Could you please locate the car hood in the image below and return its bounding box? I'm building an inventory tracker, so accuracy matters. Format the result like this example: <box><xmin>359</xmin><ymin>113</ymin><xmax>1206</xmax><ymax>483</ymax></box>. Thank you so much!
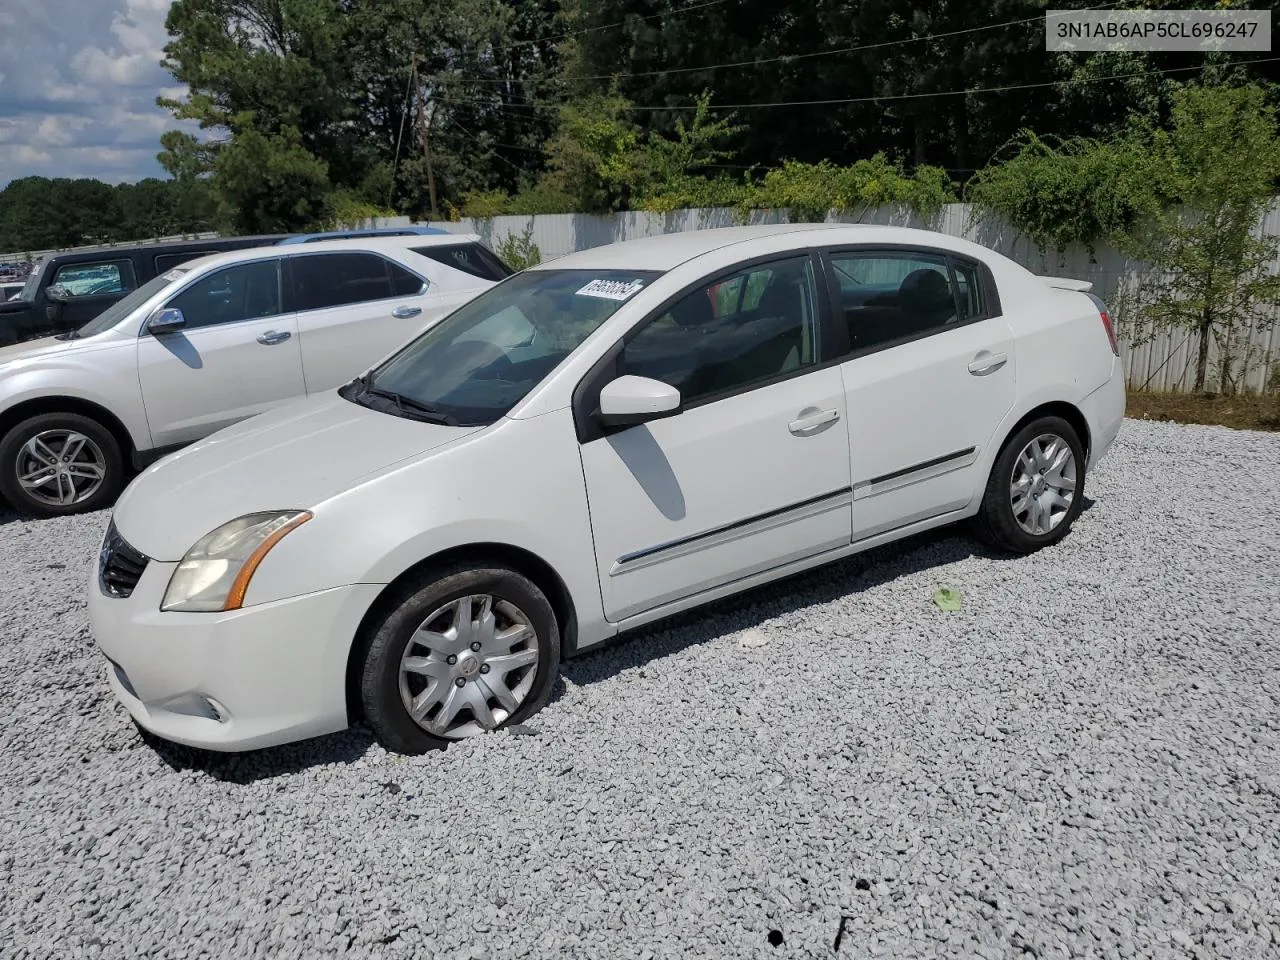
<box><xmin>0</xmin><ymin>335</ymin><xmax>69</xmax><ymax>364</ymax></box>
<box><xmin>113</xmin><ymin>392</ymin><xmax>483</xmax><ymax>561</ymax></box>
<box><xmin>0</xmin><ymin>298</ymin><xmax>31</xmax><ymax>316</ymax></box>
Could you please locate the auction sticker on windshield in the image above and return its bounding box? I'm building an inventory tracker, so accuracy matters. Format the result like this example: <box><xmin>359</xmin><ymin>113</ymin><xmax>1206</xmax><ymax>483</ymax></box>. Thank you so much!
<box><xmin>575</xmin><ymin>278</ymin><xmax>646</xmax><ymax>301</ymax></box>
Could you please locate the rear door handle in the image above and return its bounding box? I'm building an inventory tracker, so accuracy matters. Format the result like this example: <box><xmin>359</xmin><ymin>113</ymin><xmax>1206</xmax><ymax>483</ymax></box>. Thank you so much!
<box><xmin>257</xmin><ymin>330</ymin><xmax>292</xmax><ymax>345</ymax></box>
<box><xmin>968</xmin><ymin>351</ymin><xmax>1008</xmax><ymax>375</ymax></box>
<box><xmin>788</xmin><ymin>408</ymin><xmax>840</xmax><ymax>434</ymax></box>
<box><xmin>392</xmin><ymin>305</ymin><xmax>423</xmax><ymax>319</ymax></box>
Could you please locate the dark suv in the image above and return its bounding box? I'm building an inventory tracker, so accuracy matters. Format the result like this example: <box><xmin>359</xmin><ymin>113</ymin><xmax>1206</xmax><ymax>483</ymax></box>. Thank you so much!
<box><xmin>0</xmin><ymin>235</ymin><xmax>284</xmax><ymax>345</ymax></box>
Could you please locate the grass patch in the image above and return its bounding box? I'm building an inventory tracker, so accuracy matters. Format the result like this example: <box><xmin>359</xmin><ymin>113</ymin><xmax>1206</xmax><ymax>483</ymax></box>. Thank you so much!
<box><xmin>1126</xmin><ymin>391</ymin><xmax>1280</xmax><ymax>432</ymax></box>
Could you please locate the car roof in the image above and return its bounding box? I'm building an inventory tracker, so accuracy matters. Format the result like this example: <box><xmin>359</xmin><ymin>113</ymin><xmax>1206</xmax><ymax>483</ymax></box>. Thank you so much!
<box><xmin>40</xmin><ymin>236</ymin><xmax>285</xmax><ymax>265</ymax></box>
<box><xmin>529</xmin><ymin>223</ymin><xmax>1000</xmax><ymax>272</ymax></box>
<box><xmin>277</xmin><ymin>225</ymin><xmax>449</xmax><ymax>244</ymax></box>
<box><xmin>173</xmin><ymin>233</ymin><xmax>483</xmax><ymax>273</ymax></box>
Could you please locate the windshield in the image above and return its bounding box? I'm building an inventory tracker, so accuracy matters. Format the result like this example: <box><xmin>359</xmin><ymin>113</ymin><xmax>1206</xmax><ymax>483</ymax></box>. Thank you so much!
<box><xmin>73</xmin><ymin>269</ymin><xmax>189</xmax><ymax>338</ymax></box>
<box><xmin>354</xmin><ymin>269</ymin><xmax>661</xmax><ymax>426</ymax></box>
<box><xmin>20</xmin><ymin>260</ymin><xmax>46</xmax><ymax>301</ymax></box>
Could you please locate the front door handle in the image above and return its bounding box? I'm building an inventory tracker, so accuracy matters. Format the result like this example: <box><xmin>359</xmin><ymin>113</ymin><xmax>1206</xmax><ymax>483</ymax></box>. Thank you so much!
<box><xmin>968</xmin><ymin>351</ymin><xmax>1008</xmax><ymax>375</ymax></box>
<box><xmin>788</xmin><ymin>408</ymin><xmax>840</xmax><ymax>434</ymax></box>
<box><xmin>257</xmin><ymin>330</ymin><xmax>292</xmax><ymax>345</ymax></box>
<box><xmin>392</xmin><ymin>305</ymin><xmax>423</xmax><ymax>319</ymax></box>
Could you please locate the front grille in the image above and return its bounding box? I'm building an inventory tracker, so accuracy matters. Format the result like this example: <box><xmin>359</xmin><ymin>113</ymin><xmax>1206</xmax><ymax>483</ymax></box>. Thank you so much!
<box><xmin>99</xmin><ymin>522</ymin><xmax>149</xmax><ymax>599</ymax></box>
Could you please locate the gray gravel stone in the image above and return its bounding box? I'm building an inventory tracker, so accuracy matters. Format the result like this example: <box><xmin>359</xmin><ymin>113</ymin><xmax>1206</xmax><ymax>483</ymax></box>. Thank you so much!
<box><xmin>2</xmin><ymin>418</ymin><xmax>1279</xmax><ymax>959</ymax></box>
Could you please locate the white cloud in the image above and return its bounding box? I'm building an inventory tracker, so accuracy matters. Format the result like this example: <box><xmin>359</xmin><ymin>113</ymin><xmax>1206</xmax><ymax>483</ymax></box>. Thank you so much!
<box><xmin>71</xmin><ymin>47</ymin><xmax>155</xmax><ymax>86</ymax></box>
<box><xmin>0</xmin><ymin>0</ymin><xmax>197</xmax><ymax>184</ymax></box>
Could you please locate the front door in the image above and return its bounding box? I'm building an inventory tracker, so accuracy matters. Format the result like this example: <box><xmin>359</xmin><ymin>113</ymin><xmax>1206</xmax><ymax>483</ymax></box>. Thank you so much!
<box><xmin>579</xmin><ymin>254</ymin><xmax>852</xmax><ymax>622</ymax></box>
<box><xmin>47</xmin><ymin>258</ymin><xmax>138</xmax><ymax>335</ymax></box>
<box><xmin>825</xmin><ymin>248</ymin><xmax>1017</xmax><ymax>541</ymax></box>
<box><xmin>137</xmin><ymin>258</ymin><xmax>306</xmax><ymax>448</ymax></box>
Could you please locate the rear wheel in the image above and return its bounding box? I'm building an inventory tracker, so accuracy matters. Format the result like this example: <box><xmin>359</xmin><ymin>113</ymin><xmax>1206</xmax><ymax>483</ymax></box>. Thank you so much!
<box><xmin>974</xmin><ymin>415</ymin><xmax>1085</xmax><ymax>555</ymax></box>
<box><xmin>359</xmin><ymin>564</ymin><xmax>560</xmax><ymax>754</ymax></box>
<box><xmin>0</xmin><ymin>412</ymin><xmax>125</xmax><ymax>517</ymax></box>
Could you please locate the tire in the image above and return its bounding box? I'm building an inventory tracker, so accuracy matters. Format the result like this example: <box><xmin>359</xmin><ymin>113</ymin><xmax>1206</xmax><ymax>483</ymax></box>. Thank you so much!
<box><xmin>359</xmin><ymin>563</ymin><xmax>561</xmax><ymax>755</ymax></box>
<box><xmin>0</xmin><ymin>412</ymin><xmax>126</xmax><ymax>518</ymax></box>
<box><xmin>974</xmin><ymin>415</ymin><xmax>1086</xmax><ymax>555</ymax></box>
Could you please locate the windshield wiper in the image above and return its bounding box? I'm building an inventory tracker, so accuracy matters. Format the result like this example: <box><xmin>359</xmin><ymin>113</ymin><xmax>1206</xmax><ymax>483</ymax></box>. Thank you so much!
<box><xmin>352</xmin><ymin>374</ymin><xmax>456</xmax><ymax>425</ymax></box>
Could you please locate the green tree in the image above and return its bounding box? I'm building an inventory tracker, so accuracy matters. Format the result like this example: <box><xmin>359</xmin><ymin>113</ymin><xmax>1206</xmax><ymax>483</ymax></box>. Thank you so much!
<box><xmin>1127</xmin><ymin>84</ymin><xmax>1280</xmax><ymax>394</ymax></box>
<box><xmin>212</xmin><ymin>125</ymin><xmax>332</xmax><ymax>233</ymax></box>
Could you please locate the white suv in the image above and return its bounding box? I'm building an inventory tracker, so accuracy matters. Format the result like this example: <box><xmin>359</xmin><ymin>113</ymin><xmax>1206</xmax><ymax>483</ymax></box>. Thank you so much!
<box><xmin>0</xmin><ymin>235</ymin><xmax>508</xmax><ymax>516</ymax></box>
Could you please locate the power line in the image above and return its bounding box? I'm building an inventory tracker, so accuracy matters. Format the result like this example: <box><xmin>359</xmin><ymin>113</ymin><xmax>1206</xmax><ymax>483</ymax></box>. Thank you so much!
<box><xmin>432</xmin><ymin>56</ymin><xmax>1280</xmax><ymax>113</ymax></box>
<box><xmin>457</xmin><ymin>1</ymin><xmax>1128</xmax><ymax>85</ymax></box>
<box><xmin>509</xmin><ymin>0</ymin><xmax>730</xmax><ymax>48</ymax></box>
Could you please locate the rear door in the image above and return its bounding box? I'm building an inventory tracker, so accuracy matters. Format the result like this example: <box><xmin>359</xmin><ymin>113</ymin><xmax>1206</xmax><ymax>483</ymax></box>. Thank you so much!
<box><xmin>824</xmin><ymin>247</ymin><xmax>1017</xmax><ymax>542</ymax></box>
<box><xmin>137</xmin><ymin>258</ymin><xmax>305</xmax><ymax>447</ymax></box>
<box><xmin>286</xmin><ymin>251</ymin><xmax>452</xmax><ymax>393</ymax></box>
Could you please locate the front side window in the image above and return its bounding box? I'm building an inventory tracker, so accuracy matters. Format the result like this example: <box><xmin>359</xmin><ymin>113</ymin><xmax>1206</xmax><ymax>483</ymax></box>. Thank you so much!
<box><xmin>164</xmin><ymin>260</ymin><xmax>282</xmax><ymax>330</ymax></box>
<box><xmin>830</xmin><ymin>251</ymin><xmax>984</xmax><ymax>353</ymax></box>
<box><xmin>290</xmin><ymin>252</ymin><xmax>413</xmax><ymax>310</ymax></box>
<box><xmin>618</xmin><ymin>256</ymin><xmax>820</xmax><ymax>406</ymax></box>
<box><xmin>356</xmin><ymin>269</ymin><xmax>660</xmax><ymax>426</ymax></box>
<box><xmin>52</xmin><ymin>260</ymin><xmax>136</xmax><ymax>298</ymax></box>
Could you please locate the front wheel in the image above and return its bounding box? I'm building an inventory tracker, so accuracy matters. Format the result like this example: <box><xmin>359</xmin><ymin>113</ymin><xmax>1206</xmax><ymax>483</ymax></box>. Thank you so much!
<box><xmin>0</xmin><ymin>412</ymin><xmax>125</xmax><ymax>517</ymax></box>
<box><xmin>359</xmin><ymin>564</ymin><xmax>561</xmax><ymax>754</ymax></box>
<box><xmin>974</xmin><ymin>416</ymin><xmax>1086</xmax><ymax>555</ymax></box>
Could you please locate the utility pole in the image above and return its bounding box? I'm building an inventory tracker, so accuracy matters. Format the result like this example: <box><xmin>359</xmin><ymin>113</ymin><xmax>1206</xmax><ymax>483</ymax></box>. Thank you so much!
<box><xmin>411</xmin><ymin>56</ymin><xmax>439</xmax><ymax>221</ymax></box>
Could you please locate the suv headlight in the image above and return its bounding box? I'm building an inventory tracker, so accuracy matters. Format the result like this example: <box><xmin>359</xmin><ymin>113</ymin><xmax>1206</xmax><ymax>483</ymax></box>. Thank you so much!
<box><xmin>161</xmin><ymin>511</ymin><xmax>311</xmax><ymax>612</ymax></box>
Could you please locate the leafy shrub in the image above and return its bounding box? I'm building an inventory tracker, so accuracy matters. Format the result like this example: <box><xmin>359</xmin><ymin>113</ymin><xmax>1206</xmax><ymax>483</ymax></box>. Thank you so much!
<box><xmin>495</xmin><ymin>223</ymin><xmax>542</xmax><ymax>270</ymax></box>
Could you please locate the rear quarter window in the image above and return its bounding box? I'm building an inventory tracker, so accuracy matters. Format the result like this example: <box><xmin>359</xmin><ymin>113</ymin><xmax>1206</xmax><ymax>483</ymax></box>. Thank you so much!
<box><xmin>410</xmin><ymin>243</ymin><xmax>512</xmax><ymax>282</ymax></box>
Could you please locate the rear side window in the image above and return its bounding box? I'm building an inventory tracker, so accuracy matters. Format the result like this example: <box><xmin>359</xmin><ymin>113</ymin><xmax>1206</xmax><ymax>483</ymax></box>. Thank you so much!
<box><xmin>290</xmin><ymin>252</ymin><xmax>422</xmax><ymax>310</ymax></box>
<box><xmin>410</xmin><ymin>243</ymin><xmax>511</xmax><ymax>281</ymax></box>
<box><xmin>155</xmin><ymin>252</ymin><xmax>217</xmax><ymax>274</ymax></box>
<box><xmin>388</xmin><ymin>260</ymin><xmax>427</xmax><ymax>296</ymax></box>
<box><xmin>828</xmin><ymin>251</ymin><xmax>988</xmax><ymax>354</ymax></box>
<box><xmin>52</xmin><ymin>260</ymin><xmax>136</xmax><ymax>298</ymax></box>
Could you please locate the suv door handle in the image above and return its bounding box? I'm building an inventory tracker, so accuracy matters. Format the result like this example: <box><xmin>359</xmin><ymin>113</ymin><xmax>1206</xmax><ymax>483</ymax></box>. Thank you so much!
<box><xmin>392</xmin><ymin>305</ymin><xmax>423</xmax><ymax>319</ymax></box>
<box><xmin>968</xmin><ymin>351</ymin><xmax>1008</xmax><ymax>375</ymax></box>
<box><xmin>257</xmin><ymin>330</ymin><xmax>292</xmax><ymax>345</ymax></box>
<box><xmin>788</xmin><ymin>408</ymin><xmax>840</xmax><ymax>434</ymax></box>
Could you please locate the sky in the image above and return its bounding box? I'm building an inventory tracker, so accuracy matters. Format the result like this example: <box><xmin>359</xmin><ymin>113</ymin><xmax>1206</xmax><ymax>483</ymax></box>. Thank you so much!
<box><xmin>0</xmin><ymin>0</ymin><xmax>193</xmax><ymax>187</ymax></box>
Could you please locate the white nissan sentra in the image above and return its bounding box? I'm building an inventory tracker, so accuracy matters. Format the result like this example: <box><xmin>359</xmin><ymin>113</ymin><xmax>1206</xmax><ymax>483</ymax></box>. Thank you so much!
<box><xmin>88</xmin><ymin>224</ymin><xmax>1125</xmax><ymax>755</ymax></box>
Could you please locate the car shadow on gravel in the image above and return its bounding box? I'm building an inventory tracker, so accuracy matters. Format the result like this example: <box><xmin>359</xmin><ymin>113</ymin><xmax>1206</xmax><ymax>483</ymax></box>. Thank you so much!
<box><xmin>559</xmin><ymin>502</ymin><xmax>1093</xmax><ymax>692</ymax></box>
<box><xmin>123</xmin><ymin>501</ymin><xmax>1093</xmax><ymax>781</ymax></box>
<box><xmin>138</xmin><ymin>725</ymin><xmax>376</xmax><ymax>784</ymax></box>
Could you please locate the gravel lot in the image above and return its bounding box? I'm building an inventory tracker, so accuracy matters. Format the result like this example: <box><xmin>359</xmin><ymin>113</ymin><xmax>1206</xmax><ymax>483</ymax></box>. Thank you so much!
<box><xmin>2</xmin><ymin>418</ymin><xmax>1278</xmax><ymax>960</ymax></box>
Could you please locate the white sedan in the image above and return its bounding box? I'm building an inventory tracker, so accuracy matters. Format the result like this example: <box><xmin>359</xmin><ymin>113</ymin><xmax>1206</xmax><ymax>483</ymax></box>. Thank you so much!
<box><xmin>89</xmin><ymin>224</ymin><xmax>1125</xmax><ymax>754</ymax></box>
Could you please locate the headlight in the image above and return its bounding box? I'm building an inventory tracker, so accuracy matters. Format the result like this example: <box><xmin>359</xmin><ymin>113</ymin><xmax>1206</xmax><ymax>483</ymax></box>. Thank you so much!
<box><xmin>161</xmin><ymin>511</ymin><xmax>311</xmax><ymax>612</ymax></box>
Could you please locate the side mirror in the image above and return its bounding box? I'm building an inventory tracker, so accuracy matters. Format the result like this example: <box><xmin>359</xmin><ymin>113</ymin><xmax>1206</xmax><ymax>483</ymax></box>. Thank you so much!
<box><xmin>146</xmin><ymin>307</ymin><xmax>186</xmax><ymax>336</ymax></box>
<box><xmin>597</xmin><ymin>375</ymin><xmax>682</xmax><ymax>428</ymax></box>
<box><xmin>46</xmin><ymin>283</ymin><xmax>70</xmax><ymax>302</ymax></box>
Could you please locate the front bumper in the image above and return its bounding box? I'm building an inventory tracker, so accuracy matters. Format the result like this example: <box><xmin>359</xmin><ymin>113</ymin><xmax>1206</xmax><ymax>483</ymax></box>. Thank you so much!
<box><xmin>87</xmin><ymin>554</ymin><xmax>383</xmax><ymax>752</ymax></box>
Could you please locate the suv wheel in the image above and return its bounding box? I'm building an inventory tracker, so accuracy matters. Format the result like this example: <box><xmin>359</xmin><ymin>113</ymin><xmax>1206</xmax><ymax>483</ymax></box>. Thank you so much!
<box><xmin>0</xmin><ymin>412</ymin><xmax>125</xmax><ymax>517</ymax></box>
<box><xmin>359</xmin><ymin>564</ymin><xmax>561</xmax><ymax>754</ymax></box>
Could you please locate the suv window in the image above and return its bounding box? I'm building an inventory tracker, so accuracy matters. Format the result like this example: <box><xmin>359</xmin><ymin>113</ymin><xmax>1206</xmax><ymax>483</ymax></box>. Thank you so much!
<box><xmin>619</xmin><ymin>256</ymin><xmax>820</xmax><ymax>406</ymax></box>
<box><xmin>52</xmin><ymin>260</ymin><xmax>136</xmax><ymax>298</ymax></box>
<box><xmin>155</xmin><ymin>251</ymin><xmax>217</xmax><ymax>274</ymax></box>
<box><xmin>290</xmin><ymin>252</ymin><xmax>422</xmax><ymax>310</ymax></box>
<box><xmin>164</xmin><ymin>260</ymin><xmax>282</xmax><ymax>330</ymax></box>
<box><xmin>829</xmin><ymin>251</ymin><xmax>981</xmax><ymax>353</ymax></box>
<box><xmin>410</xmin><ymin>243</ymin><xmax>512</xmax><ymax>281</ymax></box>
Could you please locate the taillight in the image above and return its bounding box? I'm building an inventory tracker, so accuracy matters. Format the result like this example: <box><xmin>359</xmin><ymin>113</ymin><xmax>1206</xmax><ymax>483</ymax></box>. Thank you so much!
<box><xmin>1088</xmin><ymin>293</ymin><xmax>1120</xmax><ymax>356</ymax></box>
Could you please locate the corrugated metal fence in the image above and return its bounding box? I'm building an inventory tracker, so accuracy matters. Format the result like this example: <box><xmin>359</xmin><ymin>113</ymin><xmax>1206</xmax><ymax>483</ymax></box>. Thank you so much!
<box><xmin>441</xmin><ymin>204</ymin><xmax>1280</xmax><ymax>394</ymax></box>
